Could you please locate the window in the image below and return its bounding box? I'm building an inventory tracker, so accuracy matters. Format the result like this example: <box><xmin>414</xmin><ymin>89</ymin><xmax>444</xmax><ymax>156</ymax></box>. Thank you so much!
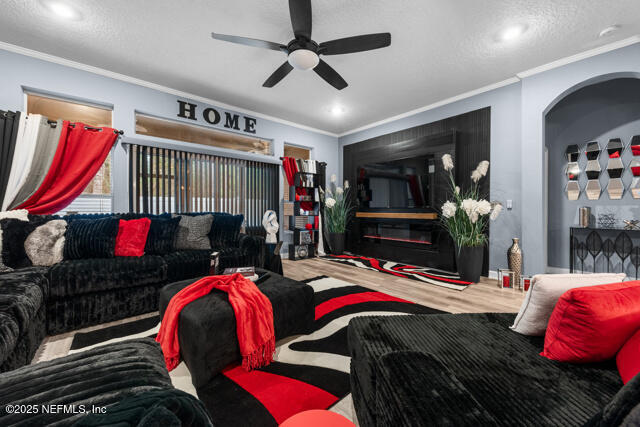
<box><xmin>284</xmin><ymin>144</ymin><xmax>311</xmax><ymax>160</ymax></box>
<box><xmin>128</xmin><ymin>144</ymin><xmax>279</xmax><ymax>227</ymax></box>
<box><xmin>26</xmin><ymin>93</ymin><xmax>114</xmax><ymax>213</ymax></box>
<box><xmin>135</xmin><ymin>113</ymin><xmax>272</xmax><ymax>155</ymax></box>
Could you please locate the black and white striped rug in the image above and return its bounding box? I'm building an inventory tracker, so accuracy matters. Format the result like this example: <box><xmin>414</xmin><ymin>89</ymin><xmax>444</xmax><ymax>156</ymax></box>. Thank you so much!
<box><xmin>322</xmin><ymin>254</ymin><xmax>471</xmax><ymax>290</ymax></box>
<box><xmin>61</xmin><ymin>275</ymin><xmax>443</xmax><ymax>426</ymax></box>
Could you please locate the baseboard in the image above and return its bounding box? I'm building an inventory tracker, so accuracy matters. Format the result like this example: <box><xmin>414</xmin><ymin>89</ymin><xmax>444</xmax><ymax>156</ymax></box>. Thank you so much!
<box><xmin>546</xmin><ymin>266</ymin><xmax>571</xmax><ymax>274</ymax></box>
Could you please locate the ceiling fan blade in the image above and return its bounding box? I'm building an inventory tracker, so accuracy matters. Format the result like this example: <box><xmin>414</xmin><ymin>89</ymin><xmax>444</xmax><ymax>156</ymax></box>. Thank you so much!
<box><xmin>319</xmin><ymin>33</ymin><xmax>391</xmax><ymax>55</ymax></box>
<box><xmin>211</xmin><ymin>33</ymin><xmax>286</xmax><ymax>52</ymax></box>
<box><xmin>263</xmin><ymin>62</ymin><xmax>294</xmax><ymax>87</ymax></box>
<box><xmin>313</xmin><ymin>59</ymin><xmax>348</xmax><ymax>90</ymax></box>
<box><xmin>289</xmin><ymin>0</ymin><xmax>312</xmax><ymax>40</ymax></box>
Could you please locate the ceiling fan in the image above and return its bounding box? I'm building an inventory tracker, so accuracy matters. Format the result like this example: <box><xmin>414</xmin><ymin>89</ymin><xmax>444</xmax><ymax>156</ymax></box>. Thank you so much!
<box><xmin>211</xmin><ymin>0</ymin><xmax>391</xmax><ymax>90</ymax></box>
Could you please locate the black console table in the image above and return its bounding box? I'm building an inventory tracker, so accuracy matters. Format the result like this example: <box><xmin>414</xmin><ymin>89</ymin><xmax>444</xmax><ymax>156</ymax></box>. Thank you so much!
<box><xmin>570</xmin><ymin>227</ymin><xmax>640</xmax><ymax>277</ymax></box>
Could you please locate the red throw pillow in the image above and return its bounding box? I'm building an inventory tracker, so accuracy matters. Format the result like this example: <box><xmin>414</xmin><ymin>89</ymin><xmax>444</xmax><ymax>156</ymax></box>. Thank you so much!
<box><xmin>617</xmin><ymin>328</ymin><xmax>640</xmax><ymax>384</ymax></box>
<box><xmin>541</xmin><ymin>281</ymin><xmax>640</xmax><ymax>363</ymax></box>
<box><xmin>115</xmin><ymin>218</ymin><xmax>151</xmax><ymax>257</ymax></box>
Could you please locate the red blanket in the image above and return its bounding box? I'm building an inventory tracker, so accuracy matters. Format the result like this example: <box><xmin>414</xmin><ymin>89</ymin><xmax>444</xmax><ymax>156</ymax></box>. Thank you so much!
<box><xmin>156</xmin><ymin>273</ymin><xmax>275</xmax><ymax>372</ymax></box>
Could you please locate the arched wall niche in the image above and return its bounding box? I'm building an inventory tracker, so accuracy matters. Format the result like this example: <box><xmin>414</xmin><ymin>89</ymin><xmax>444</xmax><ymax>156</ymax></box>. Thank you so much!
<box><xmin>543</xmin><ymin>73</ymin><xmax>640</xmax><ymax>272</ymax></box>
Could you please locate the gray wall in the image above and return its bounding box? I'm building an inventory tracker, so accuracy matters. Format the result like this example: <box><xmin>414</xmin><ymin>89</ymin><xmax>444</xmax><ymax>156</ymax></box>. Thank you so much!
<box><xmin>340</xmin><ymin>83</ymin><xmax>522</xmax><ymax>273</ymax></box>
<box><xmin>0</xmin><ymin>48</ymin><xmax>340</xmax><ymax>249</ymax></box>
<box><xmin>546</xmin><ymin>78</ymin><xmax>640</xmax><ymax>269</ymax></box>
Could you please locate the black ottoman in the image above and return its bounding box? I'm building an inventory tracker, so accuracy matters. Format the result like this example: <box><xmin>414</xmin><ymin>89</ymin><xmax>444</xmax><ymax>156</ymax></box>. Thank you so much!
<box><xmin>159</xmin><ymin>269</ymin><xmax>314</xmax><ymax>388</ymax></box>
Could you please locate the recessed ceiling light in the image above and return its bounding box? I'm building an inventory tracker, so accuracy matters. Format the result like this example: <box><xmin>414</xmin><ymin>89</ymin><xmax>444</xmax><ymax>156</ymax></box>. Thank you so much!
<box><xmin>330</xmin><ymin>105</ymin><xmax>345</xmax><ymax>116</ymax></box>
<box><xmin>41</xmin><ymin>0</ymin><xmax>82</xmax><ymax>20</ymax></box>
<box><xmin>499</xmin><ymin>24</ymin><xmax>527</xmax><ymax>42</ymax></box>
<box><xmin>599</xmin><ymin>25</ymin><xmax>620</xmax><ymax>38</ymax></box>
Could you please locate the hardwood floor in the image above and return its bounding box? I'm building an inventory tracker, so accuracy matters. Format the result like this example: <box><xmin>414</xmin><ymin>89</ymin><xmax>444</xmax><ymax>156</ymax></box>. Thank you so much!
<box><xmin>283</xmin><ymin>258</ymin><xmax>525</xmax><ymax>313</ymax></box>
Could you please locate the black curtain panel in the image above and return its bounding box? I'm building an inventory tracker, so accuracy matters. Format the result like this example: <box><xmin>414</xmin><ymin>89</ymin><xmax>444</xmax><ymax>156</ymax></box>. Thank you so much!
<box><xmin>128</xmin><ymin>143</ymin><xmax>279</xmax><ymax>227</ymax></box>
<box><xmin>0</xmin><ymin>111</ymin><xmax>20</xmax><ymax>207</ymax></box>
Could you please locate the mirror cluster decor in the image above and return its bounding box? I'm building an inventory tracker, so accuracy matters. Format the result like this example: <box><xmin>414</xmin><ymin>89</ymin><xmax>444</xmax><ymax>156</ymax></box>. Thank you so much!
<box><xmin>565</xmin><ymin>145</ymin><xmax>581</xmax><ymax>200</ymax></box>
<box><xmin>631</xmin><ymin>135</ymin><xmax>640</xmax><ymax>199</ymax></box>
<box><xmin>564</xmin><ymin>136</ymin><xmax>640</xmax><ymax>201</ymax></box>
<box><xmin>585</xmin><ymin>141</ymin><xmax>602</xmax><ymax>200</ymax></box>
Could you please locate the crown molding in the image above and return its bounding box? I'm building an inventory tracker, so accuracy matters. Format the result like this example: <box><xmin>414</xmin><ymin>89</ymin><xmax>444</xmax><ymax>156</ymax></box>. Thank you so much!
<box><xmin>338</xmin><ymin>35</ymin><xmax>640</xmax><ymax>138</ymax></box>
<box><xmin>516</xmin><ymin>35</ymin><xmax>640</xmax><ymax>79</ymax></box>
<box><xmin>337</xmin><ymin>77</ymin><xmax>520</xmax><ymax>138</ymax></box>
<box><xmin>0</xmin><ymin>40</ymin><xmax>339</xmax><ymax>138</ymax></box>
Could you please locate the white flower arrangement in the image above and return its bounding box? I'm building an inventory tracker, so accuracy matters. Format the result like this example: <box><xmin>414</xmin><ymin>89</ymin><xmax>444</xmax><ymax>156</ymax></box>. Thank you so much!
<box><xmin>318</xmin><ymin>178</ymin><xmax>355</xmax><ymax>234</ymax></box>
<box><xmin>440</xmin><ymin>155</ymin><xmax>502</xmax><ymax>248</ymax></box>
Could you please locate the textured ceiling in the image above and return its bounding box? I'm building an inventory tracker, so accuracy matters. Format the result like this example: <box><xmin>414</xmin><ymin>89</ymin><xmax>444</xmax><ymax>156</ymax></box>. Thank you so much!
<box><xmin>1</xmin><ymin>0</ymin><xmax>639</xmax><ymax>134</ymax></box>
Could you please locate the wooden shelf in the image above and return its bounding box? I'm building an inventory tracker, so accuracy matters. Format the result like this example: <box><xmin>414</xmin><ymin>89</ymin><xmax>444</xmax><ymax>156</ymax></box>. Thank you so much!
<box><xmin>356</xmin><ymin>212</ymin><xmax>438</xmax><ymax>220</ymax></box>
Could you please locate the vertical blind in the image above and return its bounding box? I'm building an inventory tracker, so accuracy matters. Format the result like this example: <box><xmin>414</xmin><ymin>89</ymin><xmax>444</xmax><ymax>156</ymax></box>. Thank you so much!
<box><xmin>128</xmin><ymin>144</ymin><xmax>279</xmax><ymax>227</ymax></box>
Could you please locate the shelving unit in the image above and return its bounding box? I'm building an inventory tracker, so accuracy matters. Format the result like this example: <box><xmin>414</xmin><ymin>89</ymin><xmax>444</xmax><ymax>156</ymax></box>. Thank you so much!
<box><xmin>284</xmin><ymin>170</ymin><xmax>322</xmax><ymax>260</ymax></box>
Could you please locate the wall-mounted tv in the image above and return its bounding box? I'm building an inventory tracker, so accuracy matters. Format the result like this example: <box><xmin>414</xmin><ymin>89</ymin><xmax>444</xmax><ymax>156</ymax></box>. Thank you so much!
<box><xmin>357</xmin><ymin>154</ymin><xmax>436</xmax><ymax>209</ymax></box>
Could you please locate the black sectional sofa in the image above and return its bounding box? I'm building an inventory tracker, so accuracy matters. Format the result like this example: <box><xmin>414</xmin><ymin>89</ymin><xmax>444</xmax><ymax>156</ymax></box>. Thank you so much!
<box><xmin>348</xmin><ymin>313</ymin><xmax>637</xmax><ymax>427</ymax></box>
<box><xmin>0</xmin><ymin>211</ymin><xmax>267</xmax><ymax>373</ymax></box>
<box><xmin>0</xmin><ymin>338</ymin><xmax>212</xmax><ymax>426</ymax></box>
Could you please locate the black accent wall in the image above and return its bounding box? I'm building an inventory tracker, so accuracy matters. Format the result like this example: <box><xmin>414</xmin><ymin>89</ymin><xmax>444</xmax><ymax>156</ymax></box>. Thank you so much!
<box><xmin>343</xmin><ymin>107</ymin><xmax>491</xmax><ymax>274</ymax></box>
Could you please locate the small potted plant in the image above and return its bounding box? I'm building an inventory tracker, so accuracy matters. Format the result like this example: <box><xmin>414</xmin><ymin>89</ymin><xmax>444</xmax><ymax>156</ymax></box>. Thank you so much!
<box><xmin>319</xmin><ymin>174</ymin><xmax>355</xmax><ymax>255</ymax></box>
<box><xmin>440</xmin><ymin>154</ymin><xmax>502</xmax><ymax>283</ymax></box>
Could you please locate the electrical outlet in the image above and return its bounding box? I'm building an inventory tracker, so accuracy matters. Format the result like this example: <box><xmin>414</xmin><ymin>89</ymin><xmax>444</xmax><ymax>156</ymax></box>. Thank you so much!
<box><xmin>506</xmin><ymin>199</ymin><xmax>513</xmax><ymax>210</ymax></box>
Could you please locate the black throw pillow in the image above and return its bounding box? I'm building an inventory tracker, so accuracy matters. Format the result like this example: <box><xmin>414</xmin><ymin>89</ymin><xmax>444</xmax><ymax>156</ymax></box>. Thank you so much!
<box><xmin>0</xmin><ymin>217</ymin><xmax>47</xmax><ymax>268</ymax></box>
<box><xmin>585</xmin><ymin>372</ymin><xmax>640</xmax><ymax>426</ymax></box>
<box><xmin>64</xmin><ymin>217</ymin><xmax>119</xmax><ymax>259</ymax></box>
<box><xmin>209</xmin><ymin>213</ymin><xmax>244</xmax><ymax>248</ymax></box>
<box><xmin>145</xmin><ymin>216</ymin><xmax>181</xmax><ymax>255</ymax></box>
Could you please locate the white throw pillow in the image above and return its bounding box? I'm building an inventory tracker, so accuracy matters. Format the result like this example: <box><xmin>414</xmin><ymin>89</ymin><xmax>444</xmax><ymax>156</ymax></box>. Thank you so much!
<box><xmin>510</xmin><ymin>273</ymin><xmax>626</xmax><ymax>336</ymax></box>
<box><xmin>24</xmin><ymin>220</ymin><xmax>67</xmax><ymax>266</ymax></box>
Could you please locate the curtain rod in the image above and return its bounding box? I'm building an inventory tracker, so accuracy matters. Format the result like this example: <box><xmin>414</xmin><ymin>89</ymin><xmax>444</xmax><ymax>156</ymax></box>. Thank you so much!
<box><xmin>46</xmin><ymin>119</ymin><xmax>124</xmax><ymax>135</ymax></box>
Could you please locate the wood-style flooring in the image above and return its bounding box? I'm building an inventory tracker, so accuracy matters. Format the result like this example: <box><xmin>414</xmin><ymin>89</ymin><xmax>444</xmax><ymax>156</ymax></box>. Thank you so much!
<box><xmin>283</xmin><ymin>258</ymin><xmax>525</xmax><ymax>313</ymax></box>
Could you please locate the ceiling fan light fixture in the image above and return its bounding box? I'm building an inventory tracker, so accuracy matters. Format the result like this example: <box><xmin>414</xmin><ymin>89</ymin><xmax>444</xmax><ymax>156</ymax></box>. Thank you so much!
<box><xmin>288</xmin><ymin>49</ymin><xmax>319</xmax><ymax>70</ymax></box>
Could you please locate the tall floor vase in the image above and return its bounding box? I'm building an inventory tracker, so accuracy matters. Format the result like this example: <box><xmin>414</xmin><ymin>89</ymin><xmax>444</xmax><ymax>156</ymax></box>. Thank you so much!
<box><xmin>508</xmin><ymin>238</ymin><xmax>522</xmax><ymax>288</ymax></box>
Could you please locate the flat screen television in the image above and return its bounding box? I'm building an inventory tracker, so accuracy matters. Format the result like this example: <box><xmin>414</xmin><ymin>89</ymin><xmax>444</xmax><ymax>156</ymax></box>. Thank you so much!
<box><xmin>357</xmin><ymin>154</ymin><xmax>436</xmax><ymax>209</ymax></box>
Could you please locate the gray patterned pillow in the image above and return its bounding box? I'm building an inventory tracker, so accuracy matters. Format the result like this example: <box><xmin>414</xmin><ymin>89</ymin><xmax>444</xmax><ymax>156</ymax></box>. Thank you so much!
<box><xmin>172</xmin><ymin>214</ymin><xmax>213</xmax><ymax>250</ymax></box>
<box><xmin>25</xmin><ymin>219</ymin><xmax>67</xmax><ymax>266</ymax></box>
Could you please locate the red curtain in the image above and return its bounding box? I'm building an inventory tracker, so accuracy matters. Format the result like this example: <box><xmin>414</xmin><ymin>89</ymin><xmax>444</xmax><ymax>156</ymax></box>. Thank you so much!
<box><xmin>282</xmin><ymin>157</ymin><xmax>313</xmax><ymax>211</ymax></box>
<box><xmin>16</xmin><ymin>121</ymin><xmax>118</xmax><ymax>214</ymax></box>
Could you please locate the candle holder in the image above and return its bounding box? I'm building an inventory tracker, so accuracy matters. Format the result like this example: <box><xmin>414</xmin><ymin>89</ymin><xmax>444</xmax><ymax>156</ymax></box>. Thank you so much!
<box><xmin>498</xmin><ymin>269</ymin><xmax>514</xmax><ymax>289</ymax></box>
<box><xmin>520</xmin><ymin>275</ymin><xmax>532</xmax><ymax>292</ymax></box>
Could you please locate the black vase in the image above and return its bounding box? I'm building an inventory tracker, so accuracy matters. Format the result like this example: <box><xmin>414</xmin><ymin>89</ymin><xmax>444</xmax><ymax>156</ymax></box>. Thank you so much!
<box><xmin>456</xmin><ymin>245</ymin><xmax>484</xmax><ymax>283</ymax></box>
<box><xmin>329</xmin><ymin>232</ymin><xmax>345</xmax><ymax>255</ymax></box>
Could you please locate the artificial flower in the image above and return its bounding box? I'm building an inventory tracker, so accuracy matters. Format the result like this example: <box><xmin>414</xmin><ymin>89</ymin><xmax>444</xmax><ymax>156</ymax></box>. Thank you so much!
<box><xmin>442</xmin><ymin>201</ymin><xmax>457</xmax><ymax>218</ymax></box>
<box><xmin>336</xmin><ymin>187</ymin><xmax>344</xmax><ymax>195</ymax></box>
<box><xmin>325</xmin><ymin>197</ymin><xmax>336</xmax><ymax>208</ymax></box>
<box><xmin>344</xmin><ymin>180</ymin><xmax>350</xmax><ymax>189</ymax></box>
<box><xmin>330</xmin><ymin>174</ymin><xmax>337</xmax><ymax>183</ymax></box>
<box><xmin>490</xmin><ymin>203</ymin><xmax>503</xmax><ymax>221</ymax></box>
<box><xmin>471</xmin><ymin>170</ymin><xmax>482</xmax><ymax>182</ymax></box>
<box><xmin>476</xmin><ymin>199</ymin><xmax>492</xmax><ymax>215</ymax></box>
<box><xmin>442</xmin><ymin>154</ymin><xmax>454</xmax><ymax>171</ymax></box>
<box><xmin>476</xmin><ymin>160</ymin><xmax>490</xmax><ymax>177</ymax></box>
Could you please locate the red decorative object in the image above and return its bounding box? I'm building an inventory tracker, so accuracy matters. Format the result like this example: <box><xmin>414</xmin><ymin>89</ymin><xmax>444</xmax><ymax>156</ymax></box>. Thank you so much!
<box><xmin>282</xmin><ymin>157</ymin><xmax>313</xmax><ymax>211</ymax></box>
<box><xmin>541</xmin><ymin>280</ymin><xmax>640</xmax><ymax>363</ymax></box>
<box><xmin>523</xmin><ymin>278</ymin><xmax>531</xmax><ymax>292</ymax></box>
<box><xmin>280</xmin><ymin>410</ymin><xmax>355</xmax><ymax>427</ymax></box>
<box><xmin>616</xmin><ymin>328</ymin><xmax>640</xmax><ymax>384</ymax></box>
<box><xmin>115</xmin><ymin>218</ymin><xmax>151</xmax><ymax>257</ymax></box>
<box><xmin>305</xmin><ymin>223</ymin><xmax>312</xmax><ymax>230</ymax></box>
<box><xmin>16</xmin><ymin>122</ymin><xmax>119</xmax><ymax>214</ymax></box>
<box><xmin>610</xmin><ymin>151</ymin><xmax>621</xmax><ymax>158</ymax></box>
<box><xmin>632</xmin><ymin>145</ymin><xmax>640</xmax><ymax>156</ymax></box>
<box><xmin>156</xmin><ymin>274</ymin><xmax>275</xmax><ymax>372</ymax></box>
<box><xmin>632</xmin><ymin>166</ymin><xmax>640</xmax><ymax>177</ymax></box>
<box><xmin>314</xmin><ymin>215</ymin><xmax>319</xmax><ymax>229</ymax></box>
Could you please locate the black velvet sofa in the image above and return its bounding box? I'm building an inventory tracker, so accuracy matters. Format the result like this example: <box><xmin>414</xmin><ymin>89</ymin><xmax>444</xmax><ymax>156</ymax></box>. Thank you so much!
<box><xmin>348</xmin><ymin>313</ymin><xmax>636</xmax><ymax>427</ymax></box>
<box><xmin>0</xmin><ymin>211</ymin><xmax>266</xmax><ymax>373</ymax></box>
<box><xmin>0</xmin><ymin>337</ymin><xmax>213</xmax><ymax>426</ymax></box>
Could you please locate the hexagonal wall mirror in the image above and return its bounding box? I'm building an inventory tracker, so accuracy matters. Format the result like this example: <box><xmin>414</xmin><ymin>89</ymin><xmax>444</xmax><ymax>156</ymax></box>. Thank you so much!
<box><xmin>607</xmin><ymin>138</ymin><xmax>624</xmax><ymax>158</ymax></box>
<box><xmin>566</xmin><ymin>162</ymin><xmax>580</xmax><ymax>181</ymax></box>
<box><xmin>630</xmin><ymin>159</ymin><xmax>640</xmax><ymax>199</ymax></box>
<box><xmin>607</xmin><ymin>179</ymin><xmax>624</xmax><ymax>200</ymax></box>
<box><xmin>566</xmin><ymin>181</ymin><xmax>580</xmax><ymax>200</ymax></box>
<box><xmin>631</xmin><ymin>135</ymin><xmax>640</xmax><ymax>157</ymax></box>
<box><xmin>607</xmin><ymin>157</ymin><xmax>624</xmax><ymax>178</ymax></box>
<box><xmin>585</xmin><ymin>141</ymin><xmax>601</xmax><ymax>160</ymax></box>
<box><xmin>585</xmin><ymin>160</ymin><xmax>601</xmax><ymax>180</ymax></box>
<box><xmin>566</xmin><ymin>145</ymin><xmax>580</xmax><ymax>163</ymax></box>
<box><xmin>586</xmin><ymin>180</ymin><xmax>601</xmax><ymax>200</ymax></box>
